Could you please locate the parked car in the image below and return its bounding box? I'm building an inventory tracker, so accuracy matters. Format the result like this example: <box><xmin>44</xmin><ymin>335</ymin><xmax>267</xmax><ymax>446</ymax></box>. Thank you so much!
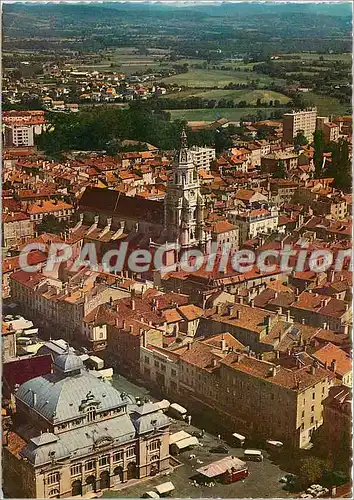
<box><xmin>306</xmin><ymin>485</ymin><xmax>329</xmax><ymax>498</ymax></box>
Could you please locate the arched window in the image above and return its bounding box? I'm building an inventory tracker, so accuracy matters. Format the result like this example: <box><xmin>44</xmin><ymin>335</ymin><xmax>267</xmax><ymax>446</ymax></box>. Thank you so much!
<box><xmin>49</xmin><ymin>488</ymin><xmax>60</xmax><ymax>498</ymax></box>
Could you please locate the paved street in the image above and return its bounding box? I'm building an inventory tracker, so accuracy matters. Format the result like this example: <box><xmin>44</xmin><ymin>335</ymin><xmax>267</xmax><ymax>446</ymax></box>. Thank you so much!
<box><xmin>105</xmin><ymin>374</ymin><xmax>292</xmax><ymax>499</ymax></box>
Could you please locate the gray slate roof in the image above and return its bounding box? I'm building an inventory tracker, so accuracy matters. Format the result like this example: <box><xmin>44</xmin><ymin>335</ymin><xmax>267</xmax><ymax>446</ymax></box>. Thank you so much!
<box><xmin>20</xmin><ymin>415</ymin><xmax>136</xmax><ymax>466</ymax></box>
<box><xmin>21</xmin><ymin>433</ymin><xmax>70</xmax><ymax>466</ymax></box>
<box><xmin>131</xmin><ymin>403</ymin><xmax>170</xmax><ymax>434</ymax></box>
<box><xmin>16</xmin><ymin>370</ymin><xmax>127</xmax><ymax>424</ymax></box>
<box><xmin>54</xmin><ymin>352</ymin><xmax>84</xmax><ymax>373</ymax></box>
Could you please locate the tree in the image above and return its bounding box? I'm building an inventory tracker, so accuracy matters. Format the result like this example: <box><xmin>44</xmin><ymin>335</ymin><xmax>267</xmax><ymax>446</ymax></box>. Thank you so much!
<box><xmin>294</xmin><ymin>131</ymin><xmax>308</xmax><ymax>147</ymax></box>
<box><xmin>214</xmin><ymin>128</ymin><xmax>232</xmax><ymax>154</ymax></box>
<box><xmin>273</xmin><ymin>159</ymin><xmax>286</xmax><ymax>179</ymax></box>
<box><xmin>37</xmin><ymin>214</ymin><xmax>69</xmax><ymax>236</ymax></box>
<box><xmin>257</xmin><ymin>126</ymin><xmax>269</xmax><ymax>140</ymax></box>
<box><xmin>328</xmin><ymin>138</ymin><xmax>352</xmax><ymax>192</ymax></box>
<box><xmin>298</xmin><ymin>457</ymin><xmax>332</xmax><ymax>488</ymax></box>
<box><xmin>313</xmin><ymin>129</ymin><xmax>325</xmax><ymax>177</ymax></box>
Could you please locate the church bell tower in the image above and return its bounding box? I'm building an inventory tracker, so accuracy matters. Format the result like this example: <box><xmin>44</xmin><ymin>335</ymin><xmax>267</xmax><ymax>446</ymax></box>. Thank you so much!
<box><xmin>164</xmin><ymin>129</ymin><xmax>211</xmax><ymax>251</ymax></box>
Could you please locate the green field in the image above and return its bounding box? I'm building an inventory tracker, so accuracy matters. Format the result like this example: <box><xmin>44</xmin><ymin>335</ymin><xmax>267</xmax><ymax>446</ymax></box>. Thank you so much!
<box><xmin>77</xmin><ymin>47</ymin><xmax>171</xmax><ymax>74</ymax></box>
<box><xmin>166</xmin><ymin>107</ymin><xmax>283</xmax><ymax>122</ymax></box>
<box><xmin>274</xmin><ymin>52</ymin><xmax>352</xmax><ymax>63</ymax></box>
<box><xmin>305</xmin><ymin>92</ymin><xmax>351</xmax><ymax>116</ymax></box>
<box><xmin>74</xmin><ymin>48</ymin><xmax>350</xmax><ymax>120</ymax></box>
<box><xmin>162</xmin><ymin>69</ymin><xmax>279</xmax><ymax>88</ymax></box>
<box><xmin>166</xmin><ymin>88</ymin><xmax>290</xmax><ymax>105</ymax></box>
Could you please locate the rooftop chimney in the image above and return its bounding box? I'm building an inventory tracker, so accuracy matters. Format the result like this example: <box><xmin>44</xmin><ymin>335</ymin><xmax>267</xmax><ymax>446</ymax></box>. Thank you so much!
<box><xmin>330</xmin><ymin>359</ymin><xmax>337</xmax><ymax>372</ymax></box>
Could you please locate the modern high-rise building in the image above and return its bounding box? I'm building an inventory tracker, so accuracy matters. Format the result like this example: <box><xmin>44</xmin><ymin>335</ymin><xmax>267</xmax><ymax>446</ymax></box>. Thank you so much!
<box><xmin>283</xmin><ymin>108</ymin><xmax>317</xmax><ymax>144</ymax></box>
<box><xmin>189</xmin><ymin>145</ymin><xmax>216</xmax><ymax>172</ymax></box>
<box><xmin>2</xmin><ymin>110</ymin><xmax>45</xmax><ymax>147</ymax></box>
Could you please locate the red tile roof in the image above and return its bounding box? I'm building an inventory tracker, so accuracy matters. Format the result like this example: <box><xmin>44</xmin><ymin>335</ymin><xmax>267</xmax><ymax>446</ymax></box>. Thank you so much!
<box><xmin>313</xmin><ymin>343</ymin><xmax>351</xmax><ymax>377</ymax></box>
<box><xmin>3</xmin><ymin>250</ymin><xmax>47</xmax><ymax>274</ymax></box>
<box><xmin>210</xmin><ymin>221</ymin><xmax>238</xmax><ymax>234</ymax></box>
<box><xmin>220</xmin><ymin>352</ymin><xmax>334</xmax><ymax>391</ymax></box>
<box><xmin>292</xmin><ymin>291</ymin><xmax>349</xmax><ymax>318</ymax></box>
<box><xmin>3</xmin><ymin>211</ymin><xmax>30</xmax><ymax>223</ymax></box>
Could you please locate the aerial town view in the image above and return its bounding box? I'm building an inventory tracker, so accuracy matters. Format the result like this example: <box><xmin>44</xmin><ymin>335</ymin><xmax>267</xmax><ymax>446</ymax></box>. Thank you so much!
<box><xmin>1</xmin><ymin>1</ymin><xmax>352</xmax><ymax>499</ymax></box>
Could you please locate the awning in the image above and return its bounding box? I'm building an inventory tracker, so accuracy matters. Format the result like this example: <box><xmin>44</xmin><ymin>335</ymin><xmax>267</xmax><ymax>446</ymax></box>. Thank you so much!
<box><xmin>173</xmin><ymin>436</ymin><xmax>198</xmax><ymax>450</ymax></box>
<box><xmin>155</xmin><ymin>482</ymin><xmax>175</xmax><ymax>495</ymax></box>
<box><xmin>169</xmin><ymin>430</ymin><xmax>190</xmax><ymax>445</ymax></box>
<box><xmin>197</xmin><ymin>456</ymin><xmax>247</xmax><ymax>478</ymax></box>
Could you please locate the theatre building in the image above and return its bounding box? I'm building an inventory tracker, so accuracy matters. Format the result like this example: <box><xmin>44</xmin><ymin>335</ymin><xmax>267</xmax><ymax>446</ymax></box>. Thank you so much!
<box><xmin>3</xmin><ymin>349</ymin><xmax>170</xmax><ymax>498</ymax></box>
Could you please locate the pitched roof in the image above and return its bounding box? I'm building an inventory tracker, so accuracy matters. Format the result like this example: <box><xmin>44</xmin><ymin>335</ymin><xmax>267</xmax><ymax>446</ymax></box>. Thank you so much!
<box><xmin>175</xmin><ymin>341</ymin><xmax>222</xmax><ymax>373</ymax></box>
<box><xmin>210</xmin><ymin>220</ymin><xmax>238</xmax><ymax>234</ymax></box>
<box><xmin>79</xmin><ymin>186</ymin><xmax>164</xmax><ymax>223</ymax></box>
<box><xmin>178</xmin><ymin>304</ymin><xmax>204</xmax><ymax>321</ymax></box>
<box><xmin>220</xmin><ymin>352</ymin><xmax>333</xmax><ymax>391</ymax></box>
<box><xmin>312</xmin><ymin>343</ymin><xmax>351</xmax><ymax>376</ymax></box>
<box><xmin>291</xmin><ymin>292</ymin><xmax>349</xmax><ymax>318</ymax></box>
<box><xmin>3</xmin><ymin>211</ymin><xmax>30</xmax><ymax>223</ymax></box>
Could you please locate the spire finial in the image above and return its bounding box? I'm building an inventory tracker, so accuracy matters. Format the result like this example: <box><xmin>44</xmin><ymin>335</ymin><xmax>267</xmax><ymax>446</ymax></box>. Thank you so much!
<box><xmin>180</xmin><ymin>128</ymin><xmax>188</xmax><ymax>149</ymax></box>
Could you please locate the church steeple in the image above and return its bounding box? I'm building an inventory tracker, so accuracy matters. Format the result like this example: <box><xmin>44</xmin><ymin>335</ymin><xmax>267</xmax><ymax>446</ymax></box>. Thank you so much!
<box><xmin>180</xmin><ymin>128</ymin><xmax>188</xmax><ymax>149</ymax></box>
<box><xmin>179</xmin><ymin>128</ymin><xmax>193</xmax><ymax>164</ymax></box>
<box><xmin>163</xmin><ymin>130</ymin><xmax>211</xmax><ymax>251</ymax></box>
